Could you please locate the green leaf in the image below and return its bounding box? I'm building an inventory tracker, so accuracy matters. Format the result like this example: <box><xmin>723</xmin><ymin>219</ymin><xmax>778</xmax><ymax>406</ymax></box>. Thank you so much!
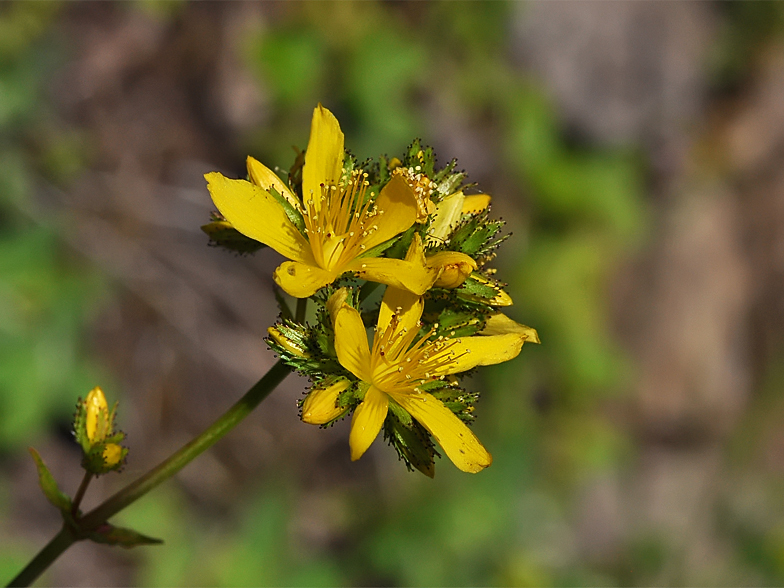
<box><xmin>29</xmin><ymin>447</ymin><xmax>71</xmax><ymax>513</ymax></box>
<box><xmin>88</xmin><ymin>523</ymin><xmax>164</xmax><ymax>548</ymax></box>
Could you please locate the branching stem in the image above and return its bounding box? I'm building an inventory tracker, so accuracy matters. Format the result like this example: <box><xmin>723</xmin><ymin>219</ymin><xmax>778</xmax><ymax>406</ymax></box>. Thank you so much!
<box><xmin>7</xmin><ymin>359</ymin><xmax>292</xmax><ymax>587</ymax></box>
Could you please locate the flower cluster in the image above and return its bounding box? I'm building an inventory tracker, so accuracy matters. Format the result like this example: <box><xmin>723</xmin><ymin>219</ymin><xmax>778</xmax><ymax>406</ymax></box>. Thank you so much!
<box><xmin>204</xmin><ymin>105</ymin><xmax>538</xmax><ymax>476</ymax></box>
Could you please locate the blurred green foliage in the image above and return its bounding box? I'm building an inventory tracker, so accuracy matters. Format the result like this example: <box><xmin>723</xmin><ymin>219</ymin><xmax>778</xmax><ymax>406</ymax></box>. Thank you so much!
<box><xmin>0</xmin><ymin>2</ymin><xmax>109</xmax><ymax>450</ymax></box>
<box><xmin>7</xmin><ymin>1</ymin><xmax>784</xmax><ymax>586</ymax></box>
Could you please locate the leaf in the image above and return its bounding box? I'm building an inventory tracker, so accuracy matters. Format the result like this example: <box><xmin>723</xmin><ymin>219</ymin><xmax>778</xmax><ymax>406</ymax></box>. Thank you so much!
<box><xmin>29</xmin><ymin>447</ymin><xmax>71</xmax><ymax>513</ymax></box>
<box><xmin>88</xmin><ymin>523</ymin><xmax>164</xmax><ymax>548</ymax></box>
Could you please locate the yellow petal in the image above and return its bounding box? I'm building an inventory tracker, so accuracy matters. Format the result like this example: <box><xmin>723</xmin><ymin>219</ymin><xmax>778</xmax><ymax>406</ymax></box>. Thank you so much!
<box><xmin>461</xmin><ymin>194</ymin><xmax>491</xmax><ymax>214</ymax></box>
<box><xmin>205</xmin><ymin>172</ymin><xmax>313</xmax><ymax>264</ymax></box>
<box><xmin>302</xmin><ymin>379</ymin><xmax>350</xmax><ymax>424</ymax></box>
<box><xmin>427</xmin><ymin>190</ymin><xmax>464</xmax><ymax>244</ymax></box>
<box><xmin>348</xmin><ymin>257</ymin><xmax>437</xmax><ymax>296</ymax></box>
<box><xmin>482</xmin><ymin>313</ymin><xmax>540</xmax><ymax>344</ymax></box>
<box><xmin>349</xmin><ymin>386</ymin><xmax>388</xmax><ymax>461</ymax></box>
<box><xmin>378</xmin><ymin>287</ymin><xmax>423</xmax><ymax>336</ymax></box>
<box><xmin>84</xmin><ymin>387</ymin><xmax>108</xmax><ymax>443</ymax></box>
<box><xmin>393</xmin><ymin>392</ymin><xmax>492</xmax><ymax>473</ymax></box>
<box><xmin>362</xmin><ymin>174</ymin><xmax>419</xmax><ymax>250</ymax></box>
<box><xmin>429</xmin><ymin>332</ymin><xmax>528</xmax><ymax>376</ymax></box>
<box><xmin>273</xmin><ymin>261</ymin><xmax>336</xmax><ymax>298</ymax></box>
<box><xmin>246</xmin><ymin>156</ymin><xmax>299</xmax><ymax>209</ymax></box>
<box><xmin>326</xmin><ymin>287</ymin><xmax>350</xmax><ymax>323</ymax></box>
<box><xmin>102</xmin><ymin>443</ymin><xmax>123</xmax><ymax>468</ymax></box>
<box><xmin>405</xmin><ymin>232</ymin><xmax>426</xmax><ymax>264</ymax></box>
<box><xmin>334</xmin><ymin>305</ymin><xmax>372</xmax><ymax>381</ymax></box>
<box><xmin>302</xmin><ymin>104</ymin><xmax>344</xmax><ymax>212</ymax></box>
<box><xmin>427</xmin><ymin>251</ymin><xmax>477</xmax><ymax>289</ymax></box>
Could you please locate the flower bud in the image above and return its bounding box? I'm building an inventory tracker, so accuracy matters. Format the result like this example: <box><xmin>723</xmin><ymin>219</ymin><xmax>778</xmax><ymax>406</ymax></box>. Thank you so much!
<box><xmin>301</xmin><ymin>379</ymin><xmax>350</xmax><ymax>424</ymax></box>
<box><xmin>268</xmin><ymin>326</ymin><xmax>309</xmax><ymax>358</ymax></box>
<box><xmin>74</xmin><ymin>386</ymin><xmax>127</xmax><ymax>475</ymax></box>
<box><xmin>427</xmin><ymin>251</ymin><xmax>477</xmax><ymax>289</ymax></box>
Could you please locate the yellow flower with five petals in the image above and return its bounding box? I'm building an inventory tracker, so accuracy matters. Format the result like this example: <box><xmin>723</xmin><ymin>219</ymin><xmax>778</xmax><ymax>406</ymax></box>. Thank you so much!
<box><xmin>304</xmin><ymin>287</ymin><xmax>538</xmax><ymax>473</ymax></box>
<box><xmin>205</xmin><ymin>105</ymin><xmax>438</xmax><ymax>298</ymax></box>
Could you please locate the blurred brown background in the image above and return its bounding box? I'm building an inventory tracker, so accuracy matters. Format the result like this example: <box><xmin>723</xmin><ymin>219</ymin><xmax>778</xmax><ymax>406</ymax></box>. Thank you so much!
<box><xmin>2</xmin><ymin>2</ymin><xmax>784</xmax><ymax>586</ymax></box>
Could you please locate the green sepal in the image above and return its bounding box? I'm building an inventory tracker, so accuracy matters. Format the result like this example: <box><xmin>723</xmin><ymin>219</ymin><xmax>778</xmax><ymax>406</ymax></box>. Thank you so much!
<box><xmin>375</xmin><ymin>154</ymin><xmax>392</xmax><ymax>187</ymax></box>
<box><xmin>29</xmin><ymin>447</ymin><xmax>72</xmax><ymax>514</ymax></box>
<box><xmin>267</xmin><ymin>315</ymin><xmax>345</xmax><ymax>382</ymax></box>
<box><xmin>88</xmin><ymin>523</ymin><xmax>163</xmax><ymax>548</ymax></box>
<box><xmin>340</xmin><ymin>151</ymin><xmax>359</xmax><ymax>183</ymax></box>
<box><xmin>73</xmin><ymin>397</ymin><xmax>89</xmax><ymax>453</ymax></box>
<box><xmin>356</xmin><ymin>235</ymin><xmax>397</xmax><ymax>259</ymax></box>
<box><xmin>383</xmin><ymin>225</ymin><xmax>417</xmax><ymax>260</ymax></box>
<box><xmin>267</xmin><ymin>186</ymin><xmax>306</xmax><ymax>235</ymax></box>
<box><xmin>337</xmin><ymin>380</ymin><xmax>363</xmax><ymax>410</ymax></box>
<box><xmin>383</xmin><ymin>401</ymin><xmax>438</xmax><ymax>478</ymax></box>
<box><xmin>434</xmin><ymin>308</ymin><xmax>484</xmax><ymax>338</ymax></box>
<box><xmin>81</xmin><ymin>432</ymin><xmax>128</xmax><ymax>475</ymax></box>
<box><xmin>428</xmin><ymin>384</ymin><xmax>479</xmax><ymax>424</ymax></box>
<box><xmin>455</xmin><ymin>275</ymin><xmax>500</xmax><ymax>300</ymax></box>
<box><xmin>433</xmin><ymin>161</ymin><xmax>467</xmax><ymax>201</ymax></box>
<box><xmin>201</xmin><ymin>220</ymin><xmax>266</xmax><ymax>255</ymax></box>
<box><xmin>454</xmin><ymin>274</ymin><xmax>509</xmax><ymax>307</ymax></box>
<box><xmin>404</xmin><ymin>139</ymin><xmax>435</xmax><ymax>178</ymax></box>
<box><xmin>386</xmin><ymin>396</ymin><xmax>413</xmax><ymax>427</ymax></box>
<box><xmin>447</xmin><ymin>212</ymin><xmax>506</xmax><ymax>260</ymax></box>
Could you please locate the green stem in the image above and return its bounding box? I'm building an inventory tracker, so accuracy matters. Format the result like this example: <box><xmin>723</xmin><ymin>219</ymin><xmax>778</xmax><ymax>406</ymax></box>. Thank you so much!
<box><xmin>7</xmin><ymin>528</ymin><xmax>74</xmax><ymax>587</ymax></box>
<box><xmin>295</xmin><ymin>297</ymin><xmax>307</xmax><ymax>323</ymax></box>
<box><xmin>7</xmin><ymin>359</ymin><xmax>291</xmax><ymax>587</ymax></box>
<box><xmin>71</xmin><ymin>472</ymin><xmax>93</xmax><ymax>517</ymax></box>
<box><xmin>80</xmin><ymin>360</ymin><xmax>290</xmax><ymax>529</ymax></box>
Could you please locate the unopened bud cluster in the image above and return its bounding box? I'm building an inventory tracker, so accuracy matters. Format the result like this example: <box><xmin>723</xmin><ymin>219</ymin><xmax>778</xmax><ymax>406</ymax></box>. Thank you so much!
<box><xmin>73</xmin><ymin>387</ymin><xmax>128</xmax><ymax>475</ymax></box>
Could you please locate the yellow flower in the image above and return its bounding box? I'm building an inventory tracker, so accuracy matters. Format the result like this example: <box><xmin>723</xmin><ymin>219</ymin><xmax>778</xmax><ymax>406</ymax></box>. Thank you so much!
<box><xmin>306</xmin><ymin>287</ymin><xmax>538</xmax><ymax>473</ymax></box>
<box><xmin>205</xmin><ymin>105</ymin><xmax>438</xmax><ymax>298</ymax></box>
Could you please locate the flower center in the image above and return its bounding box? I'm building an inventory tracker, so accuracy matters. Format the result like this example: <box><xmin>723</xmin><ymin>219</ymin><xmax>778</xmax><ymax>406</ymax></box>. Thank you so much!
<box><xmin>393</xmin><ymin>167</ymin><xmax>436</xmax><ymax>222</ymax></box>
<box><xmin>369</xmin><ymin>313</ymin><xmax>460</xmax><ymax>395</ymax></box>
<box><xmin>302</xmin><ymin>170</ymin><xmax>382</xmax><ymax>272</ymax></box>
